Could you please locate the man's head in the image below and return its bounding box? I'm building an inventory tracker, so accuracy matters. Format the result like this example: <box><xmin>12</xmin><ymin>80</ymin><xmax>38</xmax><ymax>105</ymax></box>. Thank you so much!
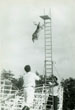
<box><xmin>24</xmin><ymin>65</ymin><xmax>31</xmax><ymax>72</ymax></box>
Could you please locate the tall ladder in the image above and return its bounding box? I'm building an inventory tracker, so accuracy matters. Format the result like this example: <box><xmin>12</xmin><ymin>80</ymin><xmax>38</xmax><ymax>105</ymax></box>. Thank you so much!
<box><xmin>40</xmin><ymin>15</ymin><xmax>53</xmax><ymax>84</ymax></box>
<box><xmin>40</xmin><ymin>15</ymin><xmax>54</xmax><ymax>110</ymax></box>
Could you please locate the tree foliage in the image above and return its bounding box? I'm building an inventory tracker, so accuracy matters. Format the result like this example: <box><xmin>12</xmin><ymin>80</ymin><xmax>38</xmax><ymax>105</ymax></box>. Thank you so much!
<box><xmin>1</xmin><ymin>69</ymin><xmax>24</xmax><ymax>90</ymax></box>
<box><xmin>61</xmin><ymin>77</ymin><xmax>75</xmax><ymax>110</ymax></box>
<box><xmin>1</xmin><ymin>69</ymin><xmax>14</xmax><ymax>80</ymax></box>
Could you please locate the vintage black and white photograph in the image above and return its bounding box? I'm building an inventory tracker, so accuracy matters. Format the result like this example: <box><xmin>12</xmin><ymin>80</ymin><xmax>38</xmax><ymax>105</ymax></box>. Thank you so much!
<box><xmin>0</xmin><ymin>0</ymin><xmax>75</xmax><ymax>110</ymax></box>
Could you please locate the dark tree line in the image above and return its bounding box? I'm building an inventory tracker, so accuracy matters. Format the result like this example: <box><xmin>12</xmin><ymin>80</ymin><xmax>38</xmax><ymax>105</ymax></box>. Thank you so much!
<box><xmin>61</xmin><ymin>78</ymin><xmax>75</xmax><ymax>110</ymax></box>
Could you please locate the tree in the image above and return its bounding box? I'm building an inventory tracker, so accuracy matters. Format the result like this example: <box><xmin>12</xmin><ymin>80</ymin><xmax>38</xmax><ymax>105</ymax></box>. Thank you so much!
<box><xmin>1</xmin><ymin>69</ymin><xmax>14</xmax><ymax>80</ymax></box>
<box><xmin>14</xmin><ymin>76</ymin><xmax>24</xmax><ymax>90</ymax></box>
<box><xmin>1</xmin><ymin>69</ymin><xmax>24</xmax><ymax>90</ymax></box>
<box><xmin>61</xmin><ymin>77</ymin><xmax>75</xmax><ymax>110</ymax></box>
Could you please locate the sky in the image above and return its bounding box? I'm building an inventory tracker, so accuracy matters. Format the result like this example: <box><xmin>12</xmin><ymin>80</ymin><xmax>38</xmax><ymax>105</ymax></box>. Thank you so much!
<box><xmin>0</xmin><ymin>0</ymin><xmax>75</xmax><ymax>79</ymax></box>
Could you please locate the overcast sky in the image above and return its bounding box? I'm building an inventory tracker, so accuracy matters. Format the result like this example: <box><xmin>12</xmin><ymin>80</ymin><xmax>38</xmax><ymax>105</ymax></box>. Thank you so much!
<box><xmin>0</xmin><ymin>0</ymin><xmax>75</xmax><ymax>79</ymax></box>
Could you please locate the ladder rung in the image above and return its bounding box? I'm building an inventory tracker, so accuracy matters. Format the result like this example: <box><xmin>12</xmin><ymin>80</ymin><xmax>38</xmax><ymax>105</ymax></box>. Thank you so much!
<box><xmin>45</xmin><ymin>53</ymin><xmax>52</xmax><ymax>56</ymax></box>
<box><xmin>46</xmin><ymin>105</ymin><xmax>53</xmax><ymax>107</ymax></box>
<box><xmin>45</xmin><ymin>32</ymin><xmax>51</xmax><ymax>34</ymax></box>
<box><xmin>46</xmin><ymin>43</ymin><xmax>51</xmax><ymax>45</ymax></box>
<box><xmin>46</xmin><ymin>53</ymin><xmax>51</xmax><ymax>55</ymax></box>
<box><xmin>45</xmin><ymin>30</ymin><xmax>50</xmax><ymax>31</ymax></box>
<box><xmin>45</xmin><ymin>37</ymin><xmax>52</xmax><ymax>41</ymax></box>
<box><xmin>45</xmin><ymin>29</ymin><xmax>51</xmax><ymax>31</ymax></box>
<box><xmin>45</xmin><ymin>23</ymin><xmax>51</xmax><ymax>25</ymax></box>
<box><xmin>46</xmin><ymin>49</ymin><xmax>52</xmax><ymax>51</ymax></box>
<box><xmin>46</xmin><ymin>69</ymin><xmax>52</xmax><ymax>71</ymax></box>
<box><xmin>47</xmin><ymin>58</ymin><xmax>51</xmax><ymax>60</ymax></box>
<box><xmin>46</xmin><ymin>39</ymin><xmax>51</xmax><ymax>43</ymax></box>
<box><xmin>46</xmin><ymin>52</ymin><xmax>52</xmax><ymax>53</ymax></box>
<box><xmin>45</xmin><ymin>38</ymin><xmax>51</xmax><ymax>40</ymax></box>
<box><xmin>46</xmin><ymin>63</ymin><xmax>52</xmax><ymax>64</ymax></box>
<box><xmin>46</xmin><ymin>104</ymin><xmax>53</xmax><ymax>106</ymax></box>
<box><xmin>46</xmin><ymin>67</ymin><xmax>52</xmax><ymax>69</ymax></box>
<box><xmin>46</xmin><ymin>52</ymin><xmax>52</xmax><ymax>54</ymax></box>
<box><xmin>45</xmin><ymin>43</ymin><xmax>52</xmax><ymax>45</ymax></box>
<box><xmin>46</xmin><ymin>62</ymin><xmax>52</xmax><ymax>64</ymax></box>
<box><xmin>45</xmin><ymin>24</ymin><xmax>51</xmax><ymax>28</ymax></box>
<box><xmin>46</xmin><ymin>57</ymin><xmax>52</xmax><ymax>59</ymax></box>
<box><xmin>46</xmin><ymin>60</ymin><xmax>52</xmax><ymax>62</ymax></box>
<box><xmin>46</xmin><ymin>61</ymin><xmax>52</xmax><ymax>63</ymax></box>
<box><xmin>45</xmin><ymin>21</ymin><xmax>51</xmax><ymax>24</ymax></box>
<box><xmin>46</xmin><ymin>71</ymin><xmax>52</xmax><ymax>72</ymax></box>
<box><xmin>46</xmin><ymin>72</ymin><xmax>52</xmax><ymax>73</ymax></box>
<box><xmin>46</xmin><ymin>66</ymin><xmax>52</xmax><ymax>69</ymax></box>
<box><xmin>47</xmin><ymin>64</ymin><xmax>52</xmax><ymax>67</ymax></box>
<box><xmin>47</xmin><ymin>100</ymin><xmax>53</xmax><ymax>102</ymax></box>
<box><xmin>45</xmin><ymin>38</ymin><xmax>52</xmax><ymax>40</ymax></box>
<box><xmin>45</xmin><ymin>59</ymin><xmax>52</xmax><ymax>61</ymax></box>
<box><xmin>46</xmin><ymin>64</ymin><xmax>52</xmax><ymax>68</ymax></box>
<box><xmin>45</xmin><ymin>24</ymin><xmax>51</xmax><ymax>25</ymax></box>
<box><xmin>46</xmin><ymin>45</ymin><xmax>52</xmax><ymax>48</ymax></box>
<box><xmin>46</xmin><ymin>55</ymin><xmax>51</xmax><ymax>57</ymax></box>
<box><xmin>45</xmin><ymin>26</ymin><xmax>51</xmax><ymax>28</ymax></box>
<box><xmin>46</xmin><ymin>59</ymin><xmax>52</xmax><ymax>61</ymax></box>
<box><xmin>45</xmin><ymin>53</ymin><xmax>52</xmax><ymax>55</ymax></box>
<box><xmin>45</xmin><ymin>34</ymin><xmax>51</xmax><ymax>36</ymax></box>
<box><xmin>45</xmin><ymin>48</ymin><xmax>52</xmax><ymax>51</ymax></box>
<box><xmin>46</xmin><ymin>54</ymin><xmax>52</xmax><ymax>56</ymax></box>
<box><xmin>46</xmin><ymin>45</ymin><xmax>52</xmax><ymax>46</ymax></box>
<box><xmin>45</xmin><ymin>28</ymin><xmax>51</xmax><ymax>30</ymax></box>
<box><xmin>46</xmin><ymin>68</ymin><xmax>52</xmax><ymax>69</ymax></box>
<box><xmin>46</xmin><ymin>64</ymin><xmax>52</xmax><ymax>66</ymax></box>
<box><xmin>45</xmin><ymin>40</ymin><xmax>52</xmax><ymax>42</ymax></box>
<box><xmin>45</xmin><ymin>34</ymin><xmax>51</xmax><ymax>35</ymax></box>
<box><xmin>46</xmin><ymin>55</ymin><xmax>52</xmax><ymax>57</ymax></box>
<box><xmin>46</xmin><ymin>49</ymin><xmax>51</xmax><ymax>50</ymax></box>
<box><xmin>45</xmin><ymin>50</ymin><xmax>52</xmax><ymax>51</ymax></box>
<box><xmin>46</xmin><ymin>72</ymin><xmax>52</xmax><ymax>74</ymax></box>
<box><xmin>45</xmin><ymin>35</ymin><xmax>51</xmax><ymax>36</ymax></box>
<box><xmin>46</xmin><ymin>57</ymin><xmax>51</xmax><ymax>59</ymax></box>
<box><xmin>46</xmin><ymin>46</ymin><xmax>51</xmax><ymax>48</ymax></box>
<box><xmin>46</xmin><ymin>51</ymin><xmax>52</xmax><ymax>53</ymax></box>
<box><xmin>46</xmin><ymin>48</ymin><xmax>51</xmax><ymax>50</ymax></box>
<box><xmin>45</xmin><ymin>42</ymin><xmax>51</xmax><ymax>44</ymax></box>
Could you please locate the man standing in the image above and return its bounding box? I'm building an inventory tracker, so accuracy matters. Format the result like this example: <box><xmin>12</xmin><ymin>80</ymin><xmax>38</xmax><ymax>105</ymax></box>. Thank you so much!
<box><xmin>23</xmin><ymin>65</ymin><xmax>40</xmax><ymax>110</ymax></box>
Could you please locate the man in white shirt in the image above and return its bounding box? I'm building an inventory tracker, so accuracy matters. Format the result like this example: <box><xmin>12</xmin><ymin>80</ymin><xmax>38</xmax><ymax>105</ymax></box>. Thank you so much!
<box><xmin>23</xmin><ymin>65</ymin><xmax>40</xmax><ymax>110</ymax></box>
